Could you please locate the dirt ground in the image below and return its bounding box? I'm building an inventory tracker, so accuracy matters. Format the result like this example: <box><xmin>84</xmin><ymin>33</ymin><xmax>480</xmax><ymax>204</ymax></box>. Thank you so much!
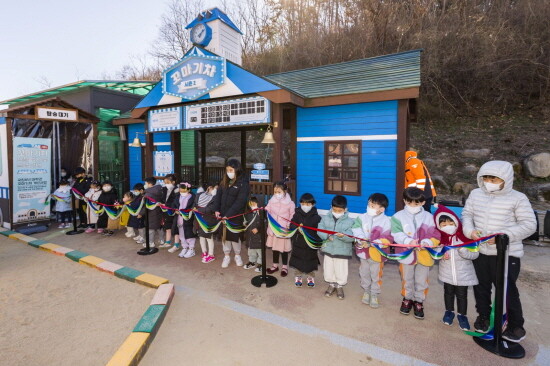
<box><xmin>22</xmin><ymin>227</ymin><xmax>550</xmax><ymax>366</ymax></box>
<box><xmin>0</xmin><ymin>236</ymin><xmax>154</xmax><ymax>366</ymax></box>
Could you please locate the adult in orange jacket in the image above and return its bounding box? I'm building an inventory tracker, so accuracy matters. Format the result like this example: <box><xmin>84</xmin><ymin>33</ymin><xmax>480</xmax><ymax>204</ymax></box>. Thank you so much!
<box><xmin>404</xmin><ymin>150</ymin><xmax>436</xmax><ymax>212</ymax></box>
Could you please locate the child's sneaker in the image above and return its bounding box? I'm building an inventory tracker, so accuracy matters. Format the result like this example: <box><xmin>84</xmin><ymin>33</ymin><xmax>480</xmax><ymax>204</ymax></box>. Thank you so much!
<box><xmin>369</xmin><ymin>294</ymin><xmax>379</xmax><ymax>309</ymax></box>
<box><xmin>201</xmin><ymin>252</ymin><xmax>208</xmax><ymax>263</ymax></box>
<box><xmin>125</xmin><ymin>231</ymin><xmax>134</xmax><ymax>238</ymax></box>
<box><xmin>474</xmin><ymin>315</ymin><xmax>490</xmax><ymax>333</ymax></box>
<box><xmin>159</xmin><ymin>242</ymin><xmax>172</xmax><ymax>248</ymax></box>
<box><xmin>204</xmin><ymin>255</ymin><xmax>215</xmax><ymax>264</ymax></box>
<box><xmin>502</xmin><ymin>326</ymin><xmax>526</xmax><ymax>343</ymax></box>
<box><xmin>325</xmin><ymin>284</ymin><xmax>336</xmax><ymax>297</ymax></box>
<box><xmin>336</xmin><ymin>286</ymin><xmax>345</xmax><ymax>300</ymax></box>
<box><xmin>442</xmin><ymin>310</ymin><xmax>455</xmax><ymax>326</ymax></box>
<box><xmin>105</xmin><ymin>230</ymin><xmax>114</xmax><ymax>237</ymax></box>
<box><xmin>234</xmin><ymin>255</ymin><xmax>244</xmax><ymax>267</ymax></box>
<box><xmin>457</xmin><ymin>314</ymin><xmax>470</xmax><ymax>331</ymax></box>
<box><xmin>254</xmin><ymin>264</ymin><xmax>262</xmax><ymax>272</ymax></box>
<box><xmin>400</xmin><ymin>298</ymin><xmax>413</xmax><ymax>315</ymax></box>
<box><xmin>168</xmin><ymin>245</ymin><xmax>179</xmax><ymax>253</ymax></box>
<box><xmin>183</xmin><ymin>248</ymin><xmax>196</xmax><ymax>258</ymax></box>
<box><xmin>362</xmin><ymin>292</ymin><xmax>371</xmax><ymax>305</ymax></box>
<box><xmin>295</xmin><ymin>276</ymin><xmax>303</xmax><ymax>287</ymax></box>
<box><xmin>413</xmin><ymin>301</ymin><xmax>424</xmax><ymax>319</ymax></box>
<box><xmin>221</xmin><ymin>256</ymin><xmax>231</xmax><ymax>268</ymax></box>
<box><xmin>243</xmin><ymin>262</ymin><xmax>256</xmax><ymax>269</ymax></box>
<box><xmin>142</xmin><ymin>241</ymin><xmax>155</xmax><ymax>248</ymax></box>
<box><xmin>58</xmin><ymin>223</ymin><xmax>65</xmax><ymax>229</ymax></box>
<box><xmin>307</xmin><ymin>277</ymin><xmax>315</xmax><ymax>288</ymax></box>
<box><xmin>136</xmin><ymin>237</ymin><xmax>145</xmax><ymax>244</ymax></box>
<box><xmin>97</xmin><ymin>228</ymin><xmax>104</xmax><ymax>234</ymax></box>
<box><xmin>64</xmin><ymin>223</ymin><xmax>72</xmax><ymax>228</ymax></box>
<box><xmin>133</xmin><ymin>235</ymin><xmax>142</xmax><ymax>241</ymax></box>
<box><xmin>85</xmin><ymin>227</ymin><xmax>94</xmax><ymax>233</ymax></box>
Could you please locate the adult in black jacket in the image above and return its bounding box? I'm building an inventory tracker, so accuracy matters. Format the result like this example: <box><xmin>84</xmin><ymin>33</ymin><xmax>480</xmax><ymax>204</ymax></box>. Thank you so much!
<box><xmin>214</xmin><ymin>159</ymin><xmax>250</xmax><ymax>268</ymax></box>
<box><xmin>73</xmin><ymin>167</ymin><xmax>92</xmax><ymax>227</ymax></box>
<box><xmin>289</xmin><ymin>193</ymin><xmax>322</xmax><ymax>288</ymax></box>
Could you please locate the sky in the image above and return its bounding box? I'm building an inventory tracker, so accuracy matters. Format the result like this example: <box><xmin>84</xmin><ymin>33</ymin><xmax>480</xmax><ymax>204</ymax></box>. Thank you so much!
<box><xmin>0</xmin><ymin>1</ymin><xmax>192</xmax><ymax>103</ymax></box>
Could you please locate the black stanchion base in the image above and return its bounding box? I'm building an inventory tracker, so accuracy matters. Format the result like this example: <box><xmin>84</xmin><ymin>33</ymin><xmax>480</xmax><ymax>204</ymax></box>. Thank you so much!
<box><xmin>473</xmin><ymin>336</ymin><xmax>525</xmax><ymax>359</ymax></box>
<box><xmin>251</xmin><ymin>275</ymin><xmax>278</xmax><ymax>288</ymax></box>
<box><xmin>66</xmin><ymin>229</ymin><xmax>85</xmax><ymax>235</ymax></box>
<box><xmin>137</xmin><ymin>247</ymin><xmax>159</xmax><ymax>255</ymax></box>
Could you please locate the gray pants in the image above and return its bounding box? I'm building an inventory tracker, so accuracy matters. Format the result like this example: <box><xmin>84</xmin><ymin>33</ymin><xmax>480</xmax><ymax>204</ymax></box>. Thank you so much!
<box><xmin>399</xmin><ymin>263</ymin><xmax>431</xmax><ymax>302</ymax></box>
<box><xmin>222</xmin><ymin>240</ymin><xmax>241</xmax><ymax>255</ymax></box>
<box><xmin>148</xmin><ymin>229</ymin><xmax>163</xmax><ymax>244</ymax></box>
<box><xmin>359</xmin><ymin>258</ymin><xmax>384</xmax><ymax>295</ymax></box>
<box><xmin>248</xmin><ymin>248</ymin><xmax>262</xmax><ymax>263</ymax></box>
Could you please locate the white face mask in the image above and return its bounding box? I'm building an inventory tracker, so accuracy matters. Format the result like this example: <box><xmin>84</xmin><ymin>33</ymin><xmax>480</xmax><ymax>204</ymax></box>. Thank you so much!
<box><xmin>227</xmin><ymin>172</ymin><xmax>235</xmax><ymax>180</ymax></box>
<box><xmin>180</xmin><ymin>191</ymin><xmax>189</xmax><ymax>196</ymax></box>
<box><xmin>301</xmin><ymin>204</ymin><xmax>312</xmax><ymax>213</ymax></box>
<box><xmin>210</xmin><ymin>188</ymin><xmax>217</xmax><ymax>196</ymax></box>
<box><xmin>165</xmin><ymin>183</ymin><xmax>174</xmax><ymax>190</ymax></box>
<box><xmin>59</xmin><ymin>186</ymin><xmax>69</xmax><ymax>192</ymax></box>
<box><xmin>366</xmin><ymin>207</ymin><xmax>378</xmax><ymax>216</ymax></box>
<box><xmin>103</xmin><ymin>186</ymin><xmax>112</xmax><ymax>192</ymax></box>
<box><xmin>441</xmin><ymin>225</ymin><xmax>457</xmax><ymax>235</ymax></box>
<box><xmin>250</xmin><ymin>205</ymin><xmax>258</xmax><ymax>210</ymax></box>
<box><xmin>405</xmin><ymin>205</ymin><xmax>422</xmax><ymax>215</ymax></box>
<box><xmin>332</xmin><ymin>211</ymin><xmax>344</xmax><ymax>219</ymax></box>
<box><xmin>61</xmin><ymin>172</ymin><xmax>67</xmax><ymax>177</ymax></box>
<box><xmin>132</xmin><ymin>190</ymin><xmax>140</xmax><ymax>196</ymax></box>
<box><xmin>485</xmin><ymin>182</ymin><xmax>502</xmax><ymax>192</ymax></box>
<box><xmin>144</xmin><ymin>183</ymin><xmax>150</xmax><ymax>189</ymax></box>
<box><xmin>275</xmin><ymin>193</ymin><xmax>284</xmax><ymax>199</ymax></box>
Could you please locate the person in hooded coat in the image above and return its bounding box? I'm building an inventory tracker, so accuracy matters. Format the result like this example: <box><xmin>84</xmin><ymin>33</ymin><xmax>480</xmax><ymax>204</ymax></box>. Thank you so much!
<box><xmin>139</xmin><ymin>177</ymin><xmax>164</xmax><ymax>247</ymax></box>
<box><xmin>434</xmin><ymin>205</ymin><xmax>479</xmax><ymax>331</ymax></box>
<box><xmin>288</xmin><ymin>193</ymin><xmax>322</xmax><ymax>288</ymax></box>
<box><xmin>462</xmin><ymin>160</ymin><xmax>536</xmax><ymax>342</ymax></box>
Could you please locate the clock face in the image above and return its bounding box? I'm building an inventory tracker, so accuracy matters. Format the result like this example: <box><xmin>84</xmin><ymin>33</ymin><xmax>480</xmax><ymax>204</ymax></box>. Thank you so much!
<box><xmin>191</xmin><ymin>23</ymin><xmax>209</xmax><ymax>45</ymax></box>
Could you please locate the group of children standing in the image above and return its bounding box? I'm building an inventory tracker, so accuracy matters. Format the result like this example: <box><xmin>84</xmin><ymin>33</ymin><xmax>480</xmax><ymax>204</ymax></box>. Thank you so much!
<box><xmin>54</xmin><ymin>160</ymin><xmax>534</xmax><ymax>344</ymax></box>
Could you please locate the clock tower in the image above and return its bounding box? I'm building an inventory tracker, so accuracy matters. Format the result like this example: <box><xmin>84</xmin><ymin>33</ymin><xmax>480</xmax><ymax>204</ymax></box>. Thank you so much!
<box><xmin>185</xmin><ymin>8</ymin><xmax>243</xmax><ymax>66</ymax></box>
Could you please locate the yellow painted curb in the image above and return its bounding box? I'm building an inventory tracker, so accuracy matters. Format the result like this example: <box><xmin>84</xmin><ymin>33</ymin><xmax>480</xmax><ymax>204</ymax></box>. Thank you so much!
<box><xmin>39</xmin><ymin>243</ymin><xmax>61</xmax><ymax>252</ymax></box>
<box><xmin>9</xmin><ymin>233</ymin><xmax>35</xmax><ymax>243</ymax></box>
<box><xmin>79</xmin><ymin>255</ymin><xmax>105</xmax><ymax>268</ymax></box>
<box><xmin>135</xmin><ymin>273</ymin><xmax>169</xmax><ymax>289</ymax></box>
<box><xmin>106</xmin><ymin>332</ymin><xmax>150</xmax><ymax>366</ymax></box>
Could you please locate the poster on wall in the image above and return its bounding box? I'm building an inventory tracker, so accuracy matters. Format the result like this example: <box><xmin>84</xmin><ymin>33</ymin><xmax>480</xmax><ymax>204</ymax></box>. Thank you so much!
<box><xmin>148</xmin><ymin>107</ymin><xmax>183</xmax><ymax>132</ymax></box>
<box><xmin>154</xmin><ymin>151</ymin><xmax>174</xmax><ymax>177</ymax></box>
<box><xmin>184</xmin><ymin>96</ymin><xmax>270</xmax><ymax>129</ymax></box>
<box><xmin>12</xmin><ymin>137</ymin><xmax>52</xmax><ymax>225</ymax></box>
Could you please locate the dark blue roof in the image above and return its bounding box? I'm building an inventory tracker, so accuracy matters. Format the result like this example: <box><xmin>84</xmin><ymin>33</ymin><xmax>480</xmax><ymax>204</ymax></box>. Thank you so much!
<box><xmin>185</xmin><ymin>7</ymin><xmax>242</xmax><ymax>35</ymax></box>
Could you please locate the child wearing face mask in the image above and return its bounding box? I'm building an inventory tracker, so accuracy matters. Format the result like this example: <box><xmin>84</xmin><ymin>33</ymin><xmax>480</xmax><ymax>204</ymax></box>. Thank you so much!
<box><xmin>288</xmin><ymin>193</ymin><xmax>322</xmax><ymax>287</ymax></box>
<box><xmin>318</xmin><ymin>195</ymin><xmax>355</xmax><ymax>300</ymax></box>
<box><xmin>127</xmin><ymin>183</ymin><xmax>145</xmax><ymax>241</ymax></box>
<box><xmin>434</xmin><ymin>205</ymin><xmax>479</xmax><ymax>331</ymax></box>
<box><xmin>243</xmin><ymin>196</ymin><xmax>262</xmax><ymax>272</ymax></box>
<box><xmin>159</xmin><ymin>174</ymin><xmax>178</xmax><ymax>249</ymax></box>
<box><xmin>96</xmin><ymin>180</ymin><xmax>118</xmax><ymax>236</ymax></box>
<box><xmin>84</xmin><ymin>180</ymin><xmax>102</xmax><ymax>233</ymax></box>
<box><xmin>351</xmin><ymin>193</ymin><xmax>394</xmax><ymax>308</ymax></box>
<box><xmin>190</xmin><ymin>181</ymin><xmax>219</xmax><ymax>261</ymax></box>
<box><xmin>169</xmin><ymin>182</ymin><xmax>197</xmax><ymax>258</ymax></box>
<box><xmin>391</xmin><ymin>187</ymin><xmax>441</xmax><ymax>319</ymax></box>
<box><xmin>53</xmin><ymin>179</ymin><xmax>72</xmax><ymax>228</ymax></box>
<box><xmin>265</xmin><ymin>182</ymin><xmax>296</xmax><ymax>277</ymax></box>
<box><xmin>462</xmin><ymin>161</ymin><xmax>536</xmax><ymax>342</ymax></box>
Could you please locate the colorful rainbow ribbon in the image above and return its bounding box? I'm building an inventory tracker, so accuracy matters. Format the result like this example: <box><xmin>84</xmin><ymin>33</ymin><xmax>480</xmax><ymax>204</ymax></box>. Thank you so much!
<box><xmin>267</xmin><ymin>212</ymin><xmax>326</xmax><ymax>249</ymax></box>
<box><xmin>193</xmin><ymin>211</ymin><xmax>222</xmax><ymax>233</ymax></box>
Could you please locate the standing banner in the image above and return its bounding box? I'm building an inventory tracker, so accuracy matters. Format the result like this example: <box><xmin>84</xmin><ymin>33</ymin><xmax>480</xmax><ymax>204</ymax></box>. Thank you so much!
<box><xmin>12</xmin><ymin>137</ymin><xmax>52</xmax><ymax>224</ymax></box>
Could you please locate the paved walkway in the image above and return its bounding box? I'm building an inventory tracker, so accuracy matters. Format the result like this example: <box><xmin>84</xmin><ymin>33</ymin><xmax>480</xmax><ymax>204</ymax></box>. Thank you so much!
<box><xmin>29</xmin><ymin>228</ymin><xmax>550</xmax><ymax>365</ymax></box>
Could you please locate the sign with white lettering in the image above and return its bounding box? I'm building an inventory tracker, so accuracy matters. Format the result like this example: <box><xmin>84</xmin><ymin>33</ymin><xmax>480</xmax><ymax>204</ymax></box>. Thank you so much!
<box><xmin>184</xmin><ymin>96</ymin><xmax>270</xmax><ymax>129</ymax></box>
<box><xmin>35</xmin><ymin>107</ymin><xmax>78</xmax><ymax>122</ymax></box>
<box><xmin>154</xmin><ymin>151</ymin><xmax>174</xmax><ymax>177</ymax></box>
<box><xmin>148</xmin><ymin>107</ymin><xmax>183</xmax><ymax>132</ymax></box>
<box><xmin>251</xmin><ymin>170</ymin><xmax>269</xmax><ymax>181</ymax></box>
<box><xmin>253</xmin><ymin>163</ymin><xmax>266</xmax><ymax>170</ymax></box>
<box><xmin>163</xmin><ymin>54</ymin><xmax>226</xmax><ymax>100</ymax></box>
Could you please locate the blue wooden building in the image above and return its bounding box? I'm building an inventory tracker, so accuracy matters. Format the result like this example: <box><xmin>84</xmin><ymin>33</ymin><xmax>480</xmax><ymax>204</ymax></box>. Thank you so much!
<box><xmin>116</xmin><ymin>8</ymin><xmax>420</xmax><ymax>215</ymax></box>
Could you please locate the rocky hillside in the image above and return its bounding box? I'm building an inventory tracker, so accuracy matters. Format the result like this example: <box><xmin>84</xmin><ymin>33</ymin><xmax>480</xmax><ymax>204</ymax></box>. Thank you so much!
<box><xmin>410</xmin><ymin>112</ymin><xmax>550</xmax><ymax>210</ymax></box>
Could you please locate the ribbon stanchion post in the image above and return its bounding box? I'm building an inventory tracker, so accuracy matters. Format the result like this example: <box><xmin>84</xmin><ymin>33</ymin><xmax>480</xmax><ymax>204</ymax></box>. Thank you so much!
<box><xmin>66</xmin><ymin>192</ymin><xmax>84</xmax><ymax>236</ymax></box>
<box><xmin>138</xmin><ymin>198</ymin><xmax>158</xmax><ymax>256</ymax></box>
<box><xmin>251</xmin><ymin>209</ymin><xmax>277</xmax><ymax>288</ymax></box>
<box><xmin>473</xmin><ymin>234</ymin><xmax>525</xmax><ymax>359</ymax></box>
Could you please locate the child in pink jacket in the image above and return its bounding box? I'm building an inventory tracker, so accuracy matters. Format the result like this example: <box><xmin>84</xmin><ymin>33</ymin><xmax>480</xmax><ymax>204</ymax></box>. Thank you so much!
<box><xmin>266</xmin><ymin>181</ymin><xmax>295</xmax><ymax>277</ymax></box>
